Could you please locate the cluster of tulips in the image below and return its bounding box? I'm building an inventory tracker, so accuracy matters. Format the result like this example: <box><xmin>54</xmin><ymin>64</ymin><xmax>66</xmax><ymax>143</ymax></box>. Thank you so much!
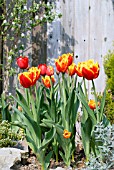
<box><xmin>13</xmin><ymin>53</ymin><xmax>107</xmax><ymax>169</ymax></box>
<box><xmin>17</xmin><ymin>54</ymin><xmax>100</xmax><ymax>110</ymax></box>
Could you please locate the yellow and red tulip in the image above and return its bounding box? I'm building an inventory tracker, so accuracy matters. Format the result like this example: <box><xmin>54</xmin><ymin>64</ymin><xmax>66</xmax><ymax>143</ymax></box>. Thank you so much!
<box><xmin>82</xmin><ymin>60</ymin><xmax>100</xmax><ymax>80</ymax></box>
<box><xmin>42</xmin><ymin>75</ymin><xmax>55</xmax><ymax>88</ymax></box>
<box><xmin>18</xmin><ymin>72</ymin><xmax>37</xmax><ymax>88</ymax></box>
<box><xmin>75</xmin><ymin>62</ymin><xmax>86</xmax><ymax>77</ymax></box>
<box><xmin>88</xmin><ymin>99</ymin><xmax>96</xmax><ymax>110</ymax></box>
<box><xmin>68</xmin><ymin>63</ymin><xmax>77</xmax><ymax>76</ymax></box>
<box><xmin>16</xmin><ymin>56</ymin><xmax>28</xmax><ymax>69</ymax></box>
<box><xmin>55</xmin><ymin>53</ymin><xmax>73</xmax><ymax>73</ymax></box>
<box><xmin>29</xmin><ymin>67</ymin><xmax>40</xmax><ymax>81</ymax></box>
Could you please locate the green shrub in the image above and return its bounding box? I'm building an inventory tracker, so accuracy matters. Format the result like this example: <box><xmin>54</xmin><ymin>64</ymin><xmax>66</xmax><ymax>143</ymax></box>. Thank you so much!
<box><xmin>103</xmin><ymin>50</ymin><xmax>114</xmax><ymax>124</ymax></box>
<box><xmin>0</xmin><ymin>120</ymin><xmax>23</xmax><ymax>147</ymax></box>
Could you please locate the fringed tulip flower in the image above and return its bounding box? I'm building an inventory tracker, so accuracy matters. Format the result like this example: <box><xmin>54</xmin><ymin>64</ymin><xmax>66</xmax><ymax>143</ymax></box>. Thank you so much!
<box><xmin>82</xmin><ymin>60</ymin><xmax>100</xmax><ymax>80</ymax></box>
<box><xmin>46</xmin><ymin>66</ymin><xmax>54</xmax><ymax>76</ymax></box>
<box><xmin>38</xmin><ymin>64</ymin><xmax>47</xmax><ymax>76</ymax></box>
<box><xmin>68</xmin><ymin>63</ymin><xmax>77</xmax><ymax>76</ymax></box>
<box><xmin>63</xmin><ymin>53</ymin><xmax>73</xmax><ymax>66</ymax></box>
<box><xmin>63</xmin><ymin>129</ymin><xmax>71</xmax><ymax>139</ymax></box>
<box><xmin>88</xmin><ymin>99</ymin><xmax>96</xmax><ymax>110</ymax></box>
<box><xmin>42</xmin><ymin>75</ymin><xmax>55</xmax><ymax>88</ymax></box>
<box><xmin>18</xmin><ymin>72</ymin><xmax>37</xmax><ymax>88</ymax></box>
<box><xmin>75</xmin><ymin>62</ymin><xmax>85</xmax><ymax>77</ymax></box>
<box><xmin>55</xmin><ymin>53</ymin><xmax>73</xmax><ymax>73</ymax></box>
<box><xmin>29</xmin><ymin>67</ymin><xmax>40</xmax><ymax>80</ymax></box>
<box><xmin>16</xmin><ymin>56</ymin><xmax>28</xmax><ymax>69</ymax></box>
<box><xmin>55</xmin><ymin>57</ymin><xmax>68</xmax><ymax>73</ymax></box>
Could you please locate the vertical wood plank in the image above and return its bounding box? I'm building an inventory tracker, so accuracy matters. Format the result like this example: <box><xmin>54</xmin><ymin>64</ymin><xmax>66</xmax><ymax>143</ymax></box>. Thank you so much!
<box><xmin>89</xmin><ymin>0</ymin><xmax>114</xmax><ymax>93</ymax></box>
<box><xmin>47</xmin><ymin>0</ymin><xmax>114</xmax><ymax>94</ymax></box>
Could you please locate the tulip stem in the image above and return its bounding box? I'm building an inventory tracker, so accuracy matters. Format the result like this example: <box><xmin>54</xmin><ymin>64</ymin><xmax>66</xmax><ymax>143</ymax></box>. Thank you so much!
<box><xmin>92</xmin><ymin>80</ymin><xmax>99</xmax><ymax>122</ymax></box>
<box><xmin>25</xmin><ymin>88</ymin><xmax>30</xmax><ymax>106</ymax></box>
<box><xmin>29</xmin><ymin>87</ymin><xmax>37</xmax><ymax>121</ymax></box>
<box><xmin>83</xmin><ymin>78</ymin><xmax>88</xmax><ymax>102</ymax></box>
<box><xmin>62</xmin><ymin>73</ymin><xmax>67</xmax><ymax>106</ymax></box>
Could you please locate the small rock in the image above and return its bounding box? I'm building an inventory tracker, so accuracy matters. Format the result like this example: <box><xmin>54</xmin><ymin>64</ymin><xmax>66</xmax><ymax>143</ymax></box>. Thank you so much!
<box><xmin>50</xmin><ymin>168</ymin><xmax>65</xmax><ymax>170</ymax></box>
<box><xmin>0</xmin><ymin>148</ymin><xmax>27</xmax><ymax>170</ymax></box>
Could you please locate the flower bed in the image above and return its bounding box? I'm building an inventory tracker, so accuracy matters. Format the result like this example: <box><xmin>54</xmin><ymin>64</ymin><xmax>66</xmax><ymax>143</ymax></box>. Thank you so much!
<box><xmin>9</xmin><ymin>53</ymin><xmax>112</xmax><ymax>170</ymax></box>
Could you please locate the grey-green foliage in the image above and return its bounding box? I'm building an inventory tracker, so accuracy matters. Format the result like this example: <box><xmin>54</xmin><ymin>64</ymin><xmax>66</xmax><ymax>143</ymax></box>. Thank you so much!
<box><xmin>82</xmin><ymin>122</ymin><xmax>114</xmax><ymax>170</ymax></box>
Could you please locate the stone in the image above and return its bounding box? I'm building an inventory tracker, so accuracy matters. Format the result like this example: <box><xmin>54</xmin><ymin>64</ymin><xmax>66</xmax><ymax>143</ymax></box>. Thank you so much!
<box><xmin>0</xmin><ymin>148</ymin><xmax>26</xmax><ymax>170</ymax></box>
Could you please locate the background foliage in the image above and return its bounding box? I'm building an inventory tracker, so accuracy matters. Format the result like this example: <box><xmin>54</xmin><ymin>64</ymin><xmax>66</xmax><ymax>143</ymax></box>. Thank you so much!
<box><xmin>103</xmin><ymin>49</ymin><xmax>114</xmax><ymax>124</ymax></box>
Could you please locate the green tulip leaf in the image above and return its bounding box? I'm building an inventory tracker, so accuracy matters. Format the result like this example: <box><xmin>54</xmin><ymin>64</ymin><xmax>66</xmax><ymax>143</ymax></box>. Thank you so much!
<box><xmin>45</xmin><ymin>151</ymin><xmax>53</xmax><ymax>169</ymax></box>
<box><xmin>99</xmin><ymin>88</ymin><xmax>106</xmax><ymax>121</ymax></box>
<box><xmin>41</xmin><ymin>127</ymin><xmax>56</xmax><ymax>149</ymax></box>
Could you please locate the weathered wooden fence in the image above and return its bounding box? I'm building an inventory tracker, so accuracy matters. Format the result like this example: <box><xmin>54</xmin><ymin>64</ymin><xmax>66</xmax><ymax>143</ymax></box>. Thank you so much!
<box><xmin>1</xmin><ymin>0</ymin><xmax>114</xmax><ymax>95</ymax></box>
<box><xmin>47</xmin><ymin>0</ymin><xmax>114</xmax><ymax>94</ymax></box>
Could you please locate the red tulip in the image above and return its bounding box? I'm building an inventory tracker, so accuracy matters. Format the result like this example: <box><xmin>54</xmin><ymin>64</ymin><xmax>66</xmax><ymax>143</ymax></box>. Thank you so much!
<box><xmin>38</xmin><ymin>64</ymin><xmax>47</xmax><ymax>76</ymax></box>
<box><xmin>46</xmin><ymin>66</ymin><xmax>54</xmax><ymax>76</ymax></box>
<box><xmin>16</xmin><ymin>56</ymin><xmax>28</xmax><ymax>69</ymax></box>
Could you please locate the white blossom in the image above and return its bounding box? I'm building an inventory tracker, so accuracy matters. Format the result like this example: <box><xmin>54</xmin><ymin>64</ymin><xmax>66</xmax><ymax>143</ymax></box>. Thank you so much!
<box><xmin>12</xmin><ymin>22</ymin><xmax>15</xmax><ymax>25</ymax></box>
<box><xmin>35</xmin><ymin>15</ymin><xmax>39</xmax><ymax>20</ymax></box>
<box><xmin>47</xmin><ymin>2</ymin><xmax>50</xmax><ymax>6</ymax></box>
<box><xmin>8</xmin><ymin>56</ymin><xmax>12</xmax><ymax>60</ymax></box>
<box><xmin>21</xmin><ymin>33</ymin><xmax>25</xmax><ymax>37</ymax></box>
<box><xmin>23</xmin><ymin>5</ymin><xmax>27</xmax><ymax>10</ymax></box>
<box><xmin>3</xmin><ymin>20</ymin><xmax>7</xmax><ymax>24</ymax></box>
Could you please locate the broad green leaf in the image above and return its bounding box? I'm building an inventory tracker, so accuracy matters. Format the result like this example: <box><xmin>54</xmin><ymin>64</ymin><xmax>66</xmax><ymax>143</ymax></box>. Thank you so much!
<box><xmin>41</xmin><ymin>127</ymin><xmax>56</xmax><ymax>149</ymax></box>
<box><xmin>81</xmin><ymin>118</ymin><xmax>93</xmax><ymax>160</ymax></box>
<box><xmin>12</xmin><ymin>106</ymin><xmax>41</xmax><ymax>147</ymax></box>
<box><xmin>16</xmin><ymin>88</ymin><xmax>28</xmax><ymax>107</ymax></box>
<box><xmin>50</xmin><ymin>93</ymin><xmax>56</xmax><ymax>121</ymax></box>
<box><xmin>26</xmin><ymin>135</ymin><xmax>37</xmax><ymax>153</ymax></box>
<box><xmin>2</xmin><ymin>104</ymin><xmax>11</xmax><ymax>122</ymax></box>
<box><xmin>99</xmin><ymin>88</ymin><xmax>106</xmax><ymax>121</ymax></box>
<box><xmin>45</xmin><ymin>151</ymin><xmax>53</xmax><ymax>169</ymax></box>
<box><xmin>12</xmin><ymin>96</ymin><xmax>32</xmax><ymax>117</ymax></box>
<box><xmin>59</xmin><ymin>151</ymin><xmax>67</xmax><ymax>164</ymax></box>
<box><xmin>76</xmin><ymin>91</ymin><xmax>96</xmax><ymax>124</ymax></box>
<box><xmin>81</xmin><ymin>106</ymin><xmax>88</xmax><ymax>124</ymax></box>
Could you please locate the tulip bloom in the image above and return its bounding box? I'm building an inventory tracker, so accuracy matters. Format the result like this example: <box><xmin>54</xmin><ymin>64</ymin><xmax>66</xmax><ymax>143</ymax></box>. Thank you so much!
<box><xmin>82</xmin><ymin>60</ymin><xmax>100</xmax><ymax>80</ymax></box>
<box><xmin>68</xmin><ymin>63</ymin><xmax>77</xmax><ymax>76</ymax></box>
<box><xmin>42</xmin><ymin>75</ymin><xmax>55</xmax><ymax>88</ymax></box>
<box><xmin>29</xmin><ymin>67</ymin><xmax>40</xmax><ymax>81</ymax></box>
<box><xmin>63</xmin><ymin>129</ymin><xmax>71</xmax><ymax>139</ymax></box>
<box><xmin>62</xmin><ymin>53</ymin><xmax>73</xmax><ymax>66</ymax></box>
<box><xmin>46</xmin><ymin>66</ymin><xmax>54</xmax><ymax>76</ymax></box>
<box><xmin>38</xmin><ymin>64</ymin><xmax>47</xmax><ymax>76</ymax></box>
<box><xmin>16</xmin><ymin>56</ymin><xmax>28</xmax><ymax>69</ymax></box>
<box><xmin>18</xmin><ymin>72</ymin><xmax>37</xmax><ymax>88</ymax></box>
<box><xmin>88</xmin><ymin>99</ymin><xmax>96</xmax><ymax>110</ymax></box>
<box><xmin>55</xmin><ymin>57</ymin><xmax>68</xmax><ymax>73</ymax></box>
<box><xmin>75</xmin><ymin>62</ymin><xmax>86</xmax><ymax>77</ymax></box>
